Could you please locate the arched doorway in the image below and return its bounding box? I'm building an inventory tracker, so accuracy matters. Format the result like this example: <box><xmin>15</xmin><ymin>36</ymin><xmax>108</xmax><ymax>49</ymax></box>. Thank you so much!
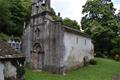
<box><xmin>31</xmin><ymin>43</ymin><xmax>44</xmax><ymax>70</ymax></box>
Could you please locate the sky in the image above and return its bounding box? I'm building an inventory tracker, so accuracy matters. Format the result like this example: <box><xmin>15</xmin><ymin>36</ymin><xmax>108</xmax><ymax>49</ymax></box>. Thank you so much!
<box><xmin>51</xmin><ymin>0</ymin><xmax>120</xmax><ymax>24</ymax></box>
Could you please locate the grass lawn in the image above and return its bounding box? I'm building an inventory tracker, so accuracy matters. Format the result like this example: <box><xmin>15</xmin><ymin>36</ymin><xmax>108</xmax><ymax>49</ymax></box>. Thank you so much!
<box><xmin>26</xmin><ymin>58</ymin><xmax>120</xmax><ymax>80</ymax></box>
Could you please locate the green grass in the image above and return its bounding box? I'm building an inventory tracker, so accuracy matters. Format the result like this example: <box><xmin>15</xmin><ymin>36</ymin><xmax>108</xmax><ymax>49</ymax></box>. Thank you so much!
<box><xmin>26</xmin><ymin>58</ymin><xmax>120</xmax><ymax>80</ymax></box>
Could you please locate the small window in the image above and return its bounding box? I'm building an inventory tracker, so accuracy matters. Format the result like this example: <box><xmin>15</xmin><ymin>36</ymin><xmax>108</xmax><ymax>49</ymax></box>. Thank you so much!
<box><xmin>33</xmin><ymin>18</ymin><xmax>35</xmax><ymax>25</ymax></box>
<box><xmin>85</xmin><ymin>40</ymin><xmax>86</xmax><ymax>45</ymax></box>
<box><xmin>35</xmin><ymin>28</ymin><xmax>40</xmax><ymax>37</ymax></box>
<box><xmin>76</xmin><ymin>37</ymin><xmax>78</xmax><ymax>44</ymax></box>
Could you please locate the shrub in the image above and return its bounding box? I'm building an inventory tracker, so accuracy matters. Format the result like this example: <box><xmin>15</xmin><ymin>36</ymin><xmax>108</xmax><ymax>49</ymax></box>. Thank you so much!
<box><xmin>114</xmin><ymin>54</ymin><xmax>120</xmax><ymax>61</ymax></box>
<box><xmin>0</xmin><ymin>33</ymin><xmax>10</xmax><ymax>41</ymax></box>
<box><xmin>89</xmin><ymin>59</ymin><xmax>97</xmax><ymax>65</ymax></box>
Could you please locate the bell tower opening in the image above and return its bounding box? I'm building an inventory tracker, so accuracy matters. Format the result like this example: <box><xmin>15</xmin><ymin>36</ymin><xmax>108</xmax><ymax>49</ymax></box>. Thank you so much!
<box><xmin>31</xmin><ymin>0</ymin><xmax>51</xmax><ymax>16</ymax></box>
<box><xmin>32</xmin><ymin>0</ymin><xmax>50</xmax><ymax>7</ymax></box>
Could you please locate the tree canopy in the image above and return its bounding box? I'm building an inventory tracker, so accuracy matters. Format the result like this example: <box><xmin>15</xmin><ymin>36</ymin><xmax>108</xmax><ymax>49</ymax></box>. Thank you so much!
<box><xmin>0</xmin><ymin>0</ymin><xmax>31</xmax><ymax>37</ymax></box>
<box><xmin>63</xmin><ymin>18</ymin><xmax>80</xmax><ymax>30</ymax></box>
<box><xmin>81</xmin><ymin>0</ymin><xmax>120</xmax><ymax>58</ymax></box>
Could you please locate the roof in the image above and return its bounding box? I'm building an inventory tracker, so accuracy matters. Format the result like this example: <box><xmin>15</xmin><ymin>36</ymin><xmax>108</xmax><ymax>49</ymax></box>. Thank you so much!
<box><xmin>0</xmin><ymin>41</ymin><xmax>25</xmax><ymax>59</ymax></box>
<box><xmin>63</xmin><ymin>26</ymin><xmax>91</xmax><ymax>39</ymax></box>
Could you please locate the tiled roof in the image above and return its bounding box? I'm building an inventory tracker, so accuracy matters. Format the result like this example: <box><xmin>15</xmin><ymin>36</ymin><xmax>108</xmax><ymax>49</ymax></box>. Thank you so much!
<box><xmin>63</xmin><ymin>26</ymin><xmax>91</xmax><ymax>39</ymax></box>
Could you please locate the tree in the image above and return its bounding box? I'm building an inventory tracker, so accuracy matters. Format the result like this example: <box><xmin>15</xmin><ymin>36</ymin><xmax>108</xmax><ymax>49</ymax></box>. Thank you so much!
<box><xmin>81</xmin><ymin>0</ymin><xmax>120</xmax><ymax>57</ymax></box>
<box><xmin>0</xmin><ymin>0</ymin><xmax>12</xmax><ymax>34</ymax></box>
<box><xmin>8</xmin><ymin>0</ymin><xmax>31</xmax><ymax>36</ymax></box>
<box><xmin>0</xmin><ymin>0</ymin><xmax>31</xmax><ymax>37</ymax></box>
<box><xmin>51</xmin><ymin>8</ymin><xmax>61</xmax><ymax>21</ymax></box>
<box><xmin>111</xmin><ymin>11</ymin><xmax>120</xmax><ymax>57</ymax></box>
<box><xmin>63</xmin><ymin>18</ymin><xmax>80</xmax><ymax>30</ymax></box>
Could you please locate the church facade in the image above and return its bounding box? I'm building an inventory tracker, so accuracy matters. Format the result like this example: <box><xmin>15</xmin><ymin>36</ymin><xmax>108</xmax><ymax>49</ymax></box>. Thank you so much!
<box><xmin>22</xmin><ymin>0</ymin><xmax>94</xmax><ymax>73</ymax></box>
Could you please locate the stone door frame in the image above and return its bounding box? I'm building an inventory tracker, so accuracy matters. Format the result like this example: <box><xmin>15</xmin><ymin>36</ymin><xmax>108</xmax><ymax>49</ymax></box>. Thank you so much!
<box><xmin>31</xmin><ymin>43</ymin><xmax>44</xmax><ymax>70</ymax></box>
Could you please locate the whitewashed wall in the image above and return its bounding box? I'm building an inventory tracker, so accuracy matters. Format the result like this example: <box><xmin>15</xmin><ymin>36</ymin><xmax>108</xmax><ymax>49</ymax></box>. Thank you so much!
<box><xmin>0</xmin><ymin>62</ymin><xmax>4</xmax><ymax>80</ymax></box>
<box><xmin>63</xmin><ymin>32</ymin><xmax>94</xmax><ymax>70</ymax></box>
<box><xmin>0</xmin><ymin>61</ymin><xmax>17</xmax><ymax>80</ymax></box>
<box><xmin>4</xmin><ymin>62</ymin><xmax>17</xmax><ymax>78</ymax></box>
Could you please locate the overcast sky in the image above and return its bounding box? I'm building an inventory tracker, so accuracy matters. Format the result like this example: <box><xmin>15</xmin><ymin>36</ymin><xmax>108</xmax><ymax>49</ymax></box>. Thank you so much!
<box><xmin>51</xmin><ymin>0</ymin><xmax>120</xmax><ymax>24</ymax></box>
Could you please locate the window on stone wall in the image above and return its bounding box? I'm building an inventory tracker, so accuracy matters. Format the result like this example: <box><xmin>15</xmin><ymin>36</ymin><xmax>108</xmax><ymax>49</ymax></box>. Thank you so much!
<box><xmin>33</xmin><ymin>18</ymin><xmax>35</xmax><ymax>25</ymax></box>
<box><xmin>85</xmin><ymin>40</ymin><xmax>87</xmax><ymax>46</ymax></box>
<box><xmin>36</xmin><ymin>28</ymin><xmax>40</xmax><ymax>38</ymax></box>
<box><xmin>76</xmin><ymin>37</ymin><xmax>78</xmax><ymax>44</ymax></box>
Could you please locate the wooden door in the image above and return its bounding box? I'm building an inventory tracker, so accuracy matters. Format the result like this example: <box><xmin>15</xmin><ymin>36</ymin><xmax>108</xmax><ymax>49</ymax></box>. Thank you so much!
<box><xmin>37</xmin><ymin>52</ymin><xmax>44</xmax><ymax>69</ymax></box>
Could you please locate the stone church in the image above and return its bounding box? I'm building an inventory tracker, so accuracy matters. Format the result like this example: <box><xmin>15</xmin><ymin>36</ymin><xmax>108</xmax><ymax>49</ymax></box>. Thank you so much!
<box><xmin>22</xmin><ymin>0</ymin><xmax>94</xmax><ymax>73</ymax></box>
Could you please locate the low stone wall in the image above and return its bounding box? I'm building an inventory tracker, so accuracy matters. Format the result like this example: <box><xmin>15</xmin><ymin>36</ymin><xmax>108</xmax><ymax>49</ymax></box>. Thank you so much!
<box><xmin>0</xmin><ymin>62</ymin><xmax>4</xmax><ymax>80</ymax></box>
<box><xmin>0</xmin><ymin>58</ymin><xmax>25</xmax><ymax>80</ymax></box>
<box><xmin>4</xmin><ymin>62</ymin><xmax>17</xmax><ymax>79</ymax></box>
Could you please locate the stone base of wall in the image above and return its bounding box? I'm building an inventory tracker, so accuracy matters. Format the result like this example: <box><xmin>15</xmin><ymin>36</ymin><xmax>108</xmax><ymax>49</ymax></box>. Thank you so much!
<box><xmin>5</xmin><ymin>77</ymin><xmax>16</xmax><ymax>80</ymax></box>
<box><xmin>43</xmin><ymin>65</ymin><xmax>61</xmax><ymax>74</ymax></box>
<box><xmin>65</xmin><ymin>61</ymin><xmax>90</xmax><ymax>73</ymax></box>
<box><xmin>43</xmin><ymin>62</ymin><xmax>86</xmax><ymax>74</ymax></box>
<box><xmin>27</xmin><ymin>61</ymin><xmax>91</xmax><ymax>74</ymax></box>
<box><xmin>64</xmin><ymin>62</ymin><xmax>83</xmax><ymax>73</ymax></box>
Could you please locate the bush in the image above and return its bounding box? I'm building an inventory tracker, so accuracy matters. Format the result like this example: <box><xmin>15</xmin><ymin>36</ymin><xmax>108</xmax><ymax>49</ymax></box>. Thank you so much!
<box><xmin>89</xmin><ymin>59</ymin><xmax>97</xmax><ymax>65</ymax></box>
<box><xmin>114</xmin><ymin>54</ymin><xmax>120</xmax><ymax>61</ymax></box>
<box><xmin>0</xmin><ymin>33</ymin><xmax>10</xmax><ymax>41</ymax></box>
